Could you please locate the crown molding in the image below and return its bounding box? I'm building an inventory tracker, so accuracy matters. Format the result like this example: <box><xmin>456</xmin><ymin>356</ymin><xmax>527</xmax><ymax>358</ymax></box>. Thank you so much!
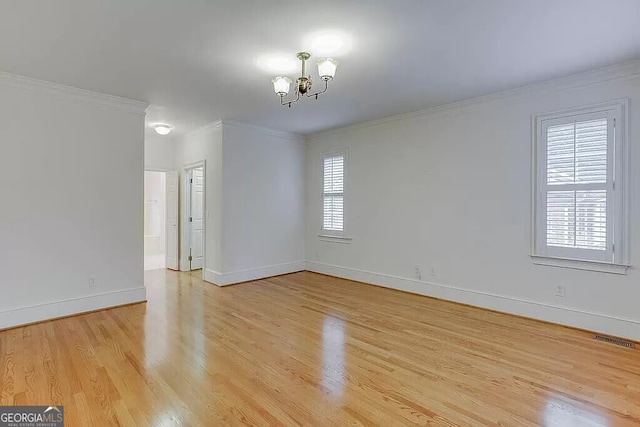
<box><xmin>0</xmin><ymin>71</ymin><xmax>148</xmax><ymax>115</ymax></box>
<box><xmin>308</xmin><ymin>58</ymin><xmax>640</xmax><ymax>142</ymax></box>
<box><xmin>182</xmin><ymin>119</ymin><xmax>304</xmax><ymax>145</ymax></box>
<box><xmin>222</xmin><ymin>120</ymin><xmax>304</xmax><ymax>142</ymax></box>
<box><xmin>183</xmin><ymin>120</ymin><xmax>223</xmax><ymax>141</ymax></box>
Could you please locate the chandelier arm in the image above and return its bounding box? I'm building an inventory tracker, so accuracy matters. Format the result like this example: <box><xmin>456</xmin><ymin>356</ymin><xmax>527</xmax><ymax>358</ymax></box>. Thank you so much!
<box><xmin>306</xmin><ymin>79</ymin><xmax>329</xmax><ymax>99</ymax></box>
<box><xmin>280</xmin><ymin>91</ymin><xmax>301</xmax><ymax>108</ymax></box>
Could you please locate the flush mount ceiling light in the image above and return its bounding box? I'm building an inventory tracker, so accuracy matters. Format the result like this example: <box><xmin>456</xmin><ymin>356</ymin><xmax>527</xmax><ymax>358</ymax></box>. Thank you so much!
<box><xmin>271</xmin><ymin>52</ymin><xmax>339</xmax><ymax>108</ymax></box>
<box><xmin>153</xmin><ymin>124</ymin><xmax>173</xmax><ymax>135</ymax></box>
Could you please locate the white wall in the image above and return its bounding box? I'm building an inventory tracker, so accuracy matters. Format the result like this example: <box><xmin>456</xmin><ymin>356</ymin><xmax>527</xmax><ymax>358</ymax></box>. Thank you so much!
<box><xmin>0</xmin><ymin>73</ymin><xmax>148</xmax><ymax>329</ymax></box>
<box><xmin>175</xmin><ymin>120</ymin><xmax>306</xmax><ymax>285</ymax></box>
<box><xmin>177</xmin><ymin>121</ymin><xmax>223</xmax><ymax>273</ymax></box>
<box><xmin>306</xmin><ymin>61</ymin><xmax>640</xmax><ymax>340</ymax></box>
<box><xmin>145</xmin><ymin>133</ymin><xmax>176</xmax><ymax>171</ymax></box>
<box><xmin>217</xmin><ymin>122</ymin><xmax>306</xmax><ymax>284</ymax></box>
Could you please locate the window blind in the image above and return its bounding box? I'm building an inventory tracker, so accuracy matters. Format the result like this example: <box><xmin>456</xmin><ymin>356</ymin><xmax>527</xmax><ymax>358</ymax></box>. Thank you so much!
<box><xmin>545</xmin><ymin>118</ymin><xmax>608</xmax><ymax>251</ymax></box>
<box><xmin>323</xmin><ymin>155</ymin><xmax>344</xmax><ymax>231</ymax></box>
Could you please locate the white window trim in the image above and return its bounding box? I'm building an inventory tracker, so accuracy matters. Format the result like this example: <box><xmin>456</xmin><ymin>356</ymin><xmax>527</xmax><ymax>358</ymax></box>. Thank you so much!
<box><xmin>531</xmin><ymin>99</ymin><xmax>630</xmax><ymax>274</ymax></box>
<box><xmin>317</xmin><ymin>234</ymin><xmax>353</xmax><ymax>243</ymax></box>
<box><xmin>320</xmin><ymin>149</ymin><xmax>351</xmax><ymax>242</ymax></box>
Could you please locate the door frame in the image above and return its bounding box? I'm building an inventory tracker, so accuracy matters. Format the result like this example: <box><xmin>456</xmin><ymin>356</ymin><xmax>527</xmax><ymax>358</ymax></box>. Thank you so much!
<box><xmin>180</xmin><ymin>160</ymin><xmax>206</xmax><ymax>278</ymax></box>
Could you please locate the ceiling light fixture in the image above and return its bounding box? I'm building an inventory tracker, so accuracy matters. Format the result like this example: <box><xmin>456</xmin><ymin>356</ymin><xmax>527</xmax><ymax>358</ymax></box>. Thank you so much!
<box><xmin>153</xmin><ymin>124</ymin><xmax>173</xmax><ymax>135</ymax></box>
<box><xmin>271</xmin><ymin>52</ymin><xmax>338</xmax><ymax>108</ymax></box>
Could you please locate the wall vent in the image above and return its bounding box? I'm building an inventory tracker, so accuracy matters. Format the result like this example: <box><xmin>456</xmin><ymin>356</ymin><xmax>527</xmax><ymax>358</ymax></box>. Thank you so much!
<box><xmin>594</xmin><ymin>335</ymin><xmax>635</xmax><ymax>348</ymax></box>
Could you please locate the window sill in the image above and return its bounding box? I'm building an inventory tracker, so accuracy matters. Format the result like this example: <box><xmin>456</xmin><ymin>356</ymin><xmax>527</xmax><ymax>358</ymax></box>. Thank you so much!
<box><xmin>318</xmin><ymin>234</ymin><xmax>353</xmax><ymax>244</ymax></box>
<box><xmin>531</xmin><ymin>255</ymin><xmax>629</xmax><ymax>275</ymax></box>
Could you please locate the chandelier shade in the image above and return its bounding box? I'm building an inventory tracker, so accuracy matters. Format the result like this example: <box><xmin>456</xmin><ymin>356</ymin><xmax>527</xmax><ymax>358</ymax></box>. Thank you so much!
<box><xmin>272</xmin><ymin>77</ymin><xmax>292</xmax><ymax>96</ymax></box>
<box><xmin>317</xmin><ymin>58</ymin><xmax>338</xmax><ymax>80</ymax></box>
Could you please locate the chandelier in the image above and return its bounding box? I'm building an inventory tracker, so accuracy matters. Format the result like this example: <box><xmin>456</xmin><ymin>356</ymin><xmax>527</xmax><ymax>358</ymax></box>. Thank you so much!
<box><xmin>271</xmin><ymin>52</ymin><xmax>338</xmax><ymax>108</ymax></box>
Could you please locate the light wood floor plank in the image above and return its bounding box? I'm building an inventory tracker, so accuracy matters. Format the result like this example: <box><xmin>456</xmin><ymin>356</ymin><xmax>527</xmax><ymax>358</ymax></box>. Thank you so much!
<box><xmin>0</xmin><ymin>270</ymin><xmax>639</xmax><ymax>426</ymax></box>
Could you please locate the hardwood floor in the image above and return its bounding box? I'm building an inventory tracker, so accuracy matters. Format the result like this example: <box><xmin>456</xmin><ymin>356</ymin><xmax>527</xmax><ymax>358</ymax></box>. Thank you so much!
<box><xmin>1</xmin><ymin>270</ymin><xmax>639</xmax><ymax>426</ymax></box>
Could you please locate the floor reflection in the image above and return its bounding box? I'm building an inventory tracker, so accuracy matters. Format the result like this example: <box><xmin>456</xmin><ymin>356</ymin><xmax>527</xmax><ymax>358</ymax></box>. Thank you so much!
<box><xmin>189</xmin><ymin>288</ymin><xmax>206</xmax><ymax>376</ymax></box>
<box><xmin>542</xmin><ymin>395</ymin><xmax>610</xmax><ymax>427</ymax></box>
<box><xmin>144</xmin><ymin>270</ymin><xmax>168</xmax><ymax>367</ymax></box>
<box><xmin>322</xmin><ymin>315</ymin><xmax>345</xmax><ymax>396</ymax></box>
<box><xmin>151</xmin><ymin>408</ymin><xmax>183</xmax><ymax>426</ymax></box>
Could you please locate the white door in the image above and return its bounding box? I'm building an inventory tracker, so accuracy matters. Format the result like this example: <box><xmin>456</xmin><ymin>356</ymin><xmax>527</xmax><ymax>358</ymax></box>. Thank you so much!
<box><xmin>165</xmin><ymin>171</ymin><xmax>179</xmax><ymax>270</ymax></box>
<box><xmin>189</xmin><ymin>168</ymin><xmax>205</xmax><ymax>270</ymax></box>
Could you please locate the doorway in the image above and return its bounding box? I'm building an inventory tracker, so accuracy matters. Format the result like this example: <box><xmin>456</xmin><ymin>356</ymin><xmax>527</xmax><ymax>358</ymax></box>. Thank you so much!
<box><xmin>144</xmin><ymin>171</ymin><xmax>166</xmax><ymax>270</ymax></box>
<box><xmin>181</xmin><ymin>162</ymin><xmax>206</xmax><ymax>273</ymax></box>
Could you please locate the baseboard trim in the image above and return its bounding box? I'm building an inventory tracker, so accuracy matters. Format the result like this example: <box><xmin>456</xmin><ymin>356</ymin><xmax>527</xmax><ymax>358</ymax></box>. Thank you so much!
<box><xmin>204</xmin><ymin>269</ymin><xmax>224</xmax><ymax>285</ymax></box>
<box><xmin>305</xmin><ymin>261</ymin><xmax>640</xmax><ymax>341</ymax></box>
<box><xmin>0</xmin><ymin>287</ymin><xmax>147</xmax><ymax>331</ymax></box>
<box><xmin>205</xmin><ymin>261</ymin><xmax>306</xmax><ymax>286</ymax></box>
<box><xmin>0</xmin><ymin>301</ymin><xmax>146</xmax><ymax>332</ymax></box>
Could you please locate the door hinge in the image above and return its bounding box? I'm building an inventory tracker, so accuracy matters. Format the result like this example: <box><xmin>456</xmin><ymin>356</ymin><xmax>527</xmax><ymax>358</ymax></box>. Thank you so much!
<box><xmin>188</xmin><ymin>255</ymin><xmax>193</xmax><ymax>261</ymax></box>
<box><xmin>190</xmin><ymin>178</ymin><xmax>193</xmax><ymax>183</ymax></box>
<box><xmin>189</xmin><ymin>217</ymin><xmax>193</xmax><ymax>222</ymax></box>
<box><xmin>612</xmin><ymin>243</ymin><xmax>615</xmax><ymax>253</ymax></box>
<box><xmin>613</xmin><ymin>118</ymin><xmax>616</xmax><ymax>128</ymax></box>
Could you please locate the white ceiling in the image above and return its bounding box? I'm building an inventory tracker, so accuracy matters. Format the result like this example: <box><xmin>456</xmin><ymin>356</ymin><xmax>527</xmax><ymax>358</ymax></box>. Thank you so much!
<box><xmin>1</xmin><ymin>0</ymin><xmax>639</xmax><ymax>136</ymax></box>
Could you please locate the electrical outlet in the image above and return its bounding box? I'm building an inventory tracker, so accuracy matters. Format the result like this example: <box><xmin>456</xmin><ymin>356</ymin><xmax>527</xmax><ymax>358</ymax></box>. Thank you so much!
<box><xmin>414</xmin><ymin>266</ymin><xmax>422</xmax><ymax>280</ymax></box>
<box><xmin>555</xmin><ymin>285</ymin><xmax>566</xmax><ymax>297</ymax></box>
<box><xmin>89</xmin><ymin>276</ymin><xmax>97</xmax><ymax>289</ymax></box>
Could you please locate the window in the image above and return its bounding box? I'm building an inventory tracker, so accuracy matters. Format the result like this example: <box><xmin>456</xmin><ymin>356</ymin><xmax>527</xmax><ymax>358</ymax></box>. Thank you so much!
<box><xmin>322</xmin><ymin>153</ymin><xmax>345</xmax><ymax>234</ymax></box>
<box><xmin>533</xmin><ymin>100</ymin><xmax>628</xmax><ymax>272</ymax></box>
